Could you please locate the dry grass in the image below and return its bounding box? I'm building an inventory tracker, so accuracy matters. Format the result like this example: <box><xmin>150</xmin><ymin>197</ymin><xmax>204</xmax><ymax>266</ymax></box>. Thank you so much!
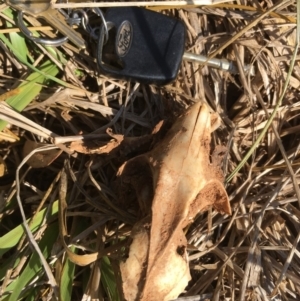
<box><xmin>0</xmin><ymin>0</ymin><xmax>300</xmax><ymax>300</ymax></box>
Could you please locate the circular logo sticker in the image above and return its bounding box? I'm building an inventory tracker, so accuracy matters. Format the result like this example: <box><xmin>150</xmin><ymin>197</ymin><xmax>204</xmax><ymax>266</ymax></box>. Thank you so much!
<box><xmin>116</xmin><ymin>21</ymin><xmax>133</xmax><ymax>57</ymax></box>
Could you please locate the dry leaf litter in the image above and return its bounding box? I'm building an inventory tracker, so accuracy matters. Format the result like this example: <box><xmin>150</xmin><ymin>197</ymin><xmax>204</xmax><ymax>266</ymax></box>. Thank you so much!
<box><xmin>0</xmin><ymin>1</ymin><xmax>300</xmax><ymax>301</ymax></box>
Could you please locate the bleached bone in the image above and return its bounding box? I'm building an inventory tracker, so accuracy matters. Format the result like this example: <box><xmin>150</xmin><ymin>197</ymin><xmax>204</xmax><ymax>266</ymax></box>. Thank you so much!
<box><xmin>118</xmin><ymin>102</ymin><xmax>231</xmax><ymax>301</ymax></box>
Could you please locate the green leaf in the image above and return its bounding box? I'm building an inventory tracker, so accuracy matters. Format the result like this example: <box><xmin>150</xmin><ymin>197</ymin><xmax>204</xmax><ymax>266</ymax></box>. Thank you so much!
<box><xmin>6</xmin><ymin>61</ymin><xmax>58</xmax><ymax>110</ymax></box>
<box><xmin>59</xmin><ymin>246</ymin><xmax>76</xmax><ymax>301</ymax></box>
<box><xmin>9</xmin><ymin>31</ymin><xmax>28</xmax><ymax>63</ymax></box>
<box><xmin>101</xmin><ymin>256</ymin><xmax>120</xmax><ymax>301</ymax></box>
<box><xmin>0</xmin><ymin>201</ymin><xmax>58</xmax><ymax>257</ymax></box>
<box><xmin>0</xmin><ymin>33</ymin><xmax>78</xmax><ymax>88</ymax></box>
<box><xmin>0</xmin><ymin>60</ymin><xmax>59</xmax><ymax>130</ymax></box>
<box><xmin>1</xmin><ymin>222</ymin><xmax>59</xmax><ymax>301</ymax></box>
<box><xmin>59</xmin><ymin>217</ymin><xmax>90</xmax><ymax>301</ymax></box>
<box><xmin>24</xmin><ymin>289</ymin><xmax>38</xmax><ymax>301</ymax></box>
<box><xmin>2</xmin><ymin>8</ymin><xmax>29</xmax><ymax>63</ymax></box>
<box><xmin>8</xmin><ymin>30</ymin><xmax>28</xmax><ymax>64</ymax></box>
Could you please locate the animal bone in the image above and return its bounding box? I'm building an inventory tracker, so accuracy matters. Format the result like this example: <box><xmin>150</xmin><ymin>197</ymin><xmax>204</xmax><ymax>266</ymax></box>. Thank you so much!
<box><xmin>118</xmin><ymin>102</ymin><xmax>231</xmax><ymax>301</ymax></box>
